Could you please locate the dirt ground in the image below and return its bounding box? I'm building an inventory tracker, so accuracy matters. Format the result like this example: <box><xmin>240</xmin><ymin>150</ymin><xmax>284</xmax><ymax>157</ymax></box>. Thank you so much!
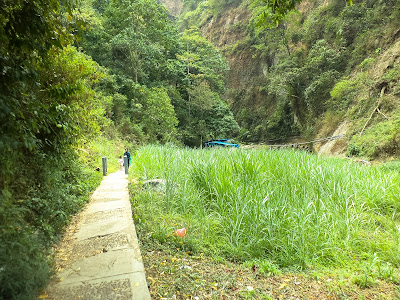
<box><xmin>140</xmin><ymin>240</ymin><xmax>399</xmax><ymax>300</ymax></box>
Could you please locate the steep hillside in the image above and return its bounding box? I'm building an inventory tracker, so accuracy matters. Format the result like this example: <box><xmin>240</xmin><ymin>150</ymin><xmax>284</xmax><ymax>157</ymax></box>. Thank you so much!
<box><xmin>172</xmin><ymin>0</ymin><xmax>400</xmax><ymax>159</ymax></box>
<box><xmin>157</xmin><ymin>0</ymin><xmax>183</xmax><ymax>16</ymax></box>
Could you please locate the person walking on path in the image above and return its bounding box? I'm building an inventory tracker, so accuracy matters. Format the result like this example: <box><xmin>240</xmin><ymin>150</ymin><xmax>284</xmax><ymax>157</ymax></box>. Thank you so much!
<box><xmin>118</xmin><ymin>156</ymin><xmax>124</xmax><ymax>170</ymax></box>
<box><xmin>124</xmin><ymin>149</ymin><xmax>131</xmax><ymax>168</ymax></box>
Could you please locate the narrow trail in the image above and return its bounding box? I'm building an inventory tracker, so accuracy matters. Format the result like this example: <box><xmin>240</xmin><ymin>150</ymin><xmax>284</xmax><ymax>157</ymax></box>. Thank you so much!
<box><xmin>44</xmin><ymin>171</ymin><xmax>150</xmax><ymax>300</ymax></box>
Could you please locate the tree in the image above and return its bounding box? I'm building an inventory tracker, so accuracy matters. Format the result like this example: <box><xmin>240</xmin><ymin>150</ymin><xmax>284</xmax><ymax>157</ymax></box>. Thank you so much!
<box><xmin>78</xmin><ymin>0</ymin><xmax>185</xmax><ymax>143</ymax></box>
<box><xmin>254</xmin><ymin>0</ymin><xmax>353</xmax><ymax>27</ymax></box>
<box><xmin>134</xmin><ymin>86</ymin><xmax>178</xmax><ymax>142</ymax></box>
<box><xmin>78</xmin><ymin>0</ymin><xmax>239</xmax><ymax>146</ymax></box>
<box><xmin>173</xmin><ymin>27</ymin><xmax>238</xmax><ymax>146</ymax></box>
<box><xmin>83</xmin><ymin>0</ymin><xmax>180</xmax><ymax>85</ymax></box>
<box><xmin>179</xmin><ymin>27</ymin><xmax>229</xmax><ymax>93</ymax></box>
<box><xmin>0</xmin><ymin>1</ymin><xmax>106</xmax><ymax>297</ymax></box>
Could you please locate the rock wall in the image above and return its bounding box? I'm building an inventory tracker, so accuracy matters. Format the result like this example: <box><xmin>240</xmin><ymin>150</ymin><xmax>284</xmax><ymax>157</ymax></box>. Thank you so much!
<box><xmin>157</xmin><ymin>0</ymin><xmax>183</xmax><ymax>17</ymax></box>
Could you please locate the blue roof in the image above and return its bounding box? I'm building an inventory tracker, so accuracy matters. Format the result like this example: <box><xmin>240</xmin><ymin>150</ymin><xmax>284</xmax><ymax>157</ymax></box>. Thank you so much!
<box><xmin>204</xmin><ymin>140</ymin><xmax>239</xmax><ymax>148</ymax></box>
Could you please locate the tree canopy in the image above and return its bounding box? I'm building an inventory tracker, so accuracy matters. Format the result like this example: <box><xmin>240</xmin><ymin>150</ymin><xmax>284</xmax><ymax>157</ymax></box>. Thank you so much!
<box><xmin>78</xmin><ymin>0</ymin><xmax>238</xmax><ymax>146</ymax></box>
<box><xmin>254</xmin><ymin>0</ymin><xmax>353</xmax><ymax>26</ymax></box>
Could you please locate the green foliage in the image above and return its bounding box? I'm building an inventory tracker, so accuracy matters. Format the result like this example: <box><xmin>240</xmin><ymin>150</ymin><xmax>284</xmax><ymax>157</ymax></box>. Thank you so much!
<box><xmin>242</xmin><ymin>0</ymin><xmax>400</xmax><ymax>146</ymax></box>
<box><xmin>243</xmin><ymin>259</ymin><xmax>281</xmax><ymax>276</ymax></box>
<box><xmin>329</xmin><ymin>76</ymin><xmax>362</xmax><ymax>112</ymax></box>
<box><xmin>353</xmin><ymin>254</ymin><xmax>380</xmax><ymax>288</ymax></box>
<box><xmin>183</xmin><ymin>84</ymin><xmax>239</xmax><ymax>146</ymax></box>
<box><xmin>253</xmin><ymin>0</ymin><xmax>352</xmax><ymax>28</ymax></box>
<box><xmin>349</xmin><ymin>116</ymin><xmax>400</xmax><ymax>159</ymax></box>
<box><xmin>178</xmin><ymin>1</ymin><xmax>212</xmax><ymax>30</ymax></box>
<box><xmin>0</xmin><ymin>226</ymin><xmax>50</xmax><ymax>299</ymax></box>
<box><xmin>336</xmin><ymin>4</ymin><xmax>371</xmax><ymax>47</ymax></box>
<box><xmin>251</xmin><ymin>0</ymin><xmax>303</xmax><ymax>28</ymax></box>
<box><xmin>180</xmin><ymin>27</ymin><xmax>230</xmax><ymax>93</ymax></box>
<box><xmin>0</xmin><ymin>149</ymin><xmax>104</xmax><ymax>299</ymax></box>
<box><xmin>304</xmin><ymin>70</ymin><xmax>341</xmax><ymax>115</ymax></box>
<box><xmin>83</xmin><ymin>2</ymin><xmax>159</xmax><ymax>83</ymax></box>
<box><xmin>383</xmin><ymin>64</ymin><xmax>400</xmax><ymax>83</ymax></box>
<box><xmin>131</xmin><ymin>145</ymin><xmax>400</xmax><ymax>270</ymax></box>
<box><xmin>172</xmin><ymin>27</ymin><xmax>238</xmax><ymax>146</ymax></box>
<box><xmin>0</xmin><ymin>0</ymin><xmax>75</xmax><ymax>59</ymax></box>
<box><xmin>347</xmin><ymin>143</ymin><xmax>362</xmax><ymax>157</ymax></box>
<box><xmin>178</xmin><ymin>0</ymin><xmax>399</xmax><ymax>153</ymax></box>
<box><xmin>103</xmin><ymin>0</ymin><xmax>180</xmax><ymax>84</ymax></box>
<box><xmin>79</xmin><ymin>0</ymin><xmax>238</xmax><ymax>146</ymax></box>
<box><xmin>0</xmin><ymin>0</ymin><xmax>233</xmax><ymax>297</ymax></box>
<box><xmin>81</xmin><ymin>135</ymin><xmax>129</xmax><ymax>173</ymax></box>
<box><xmin>378</xmin><ymin>160</ymin><xmax>400</xmax><ymax>173</ymax></box>
<box><xmin>253</xmin><ymin>38</ymin><xmax>344</xmax><ymax>132</ymax></box>
<box><xmin>0</xmin><ymin>1</ymin><xmax>117</xmax><ymax>297</ymax></box>
<box><xmin>137</xmin><ymin>86</ymin><xmax>179</xmax><ymax>143</ymax></box>
<box><xmin>178</xmin><ymin>0</ymin><xmax>242</xmax><ymax>30</ymax></box>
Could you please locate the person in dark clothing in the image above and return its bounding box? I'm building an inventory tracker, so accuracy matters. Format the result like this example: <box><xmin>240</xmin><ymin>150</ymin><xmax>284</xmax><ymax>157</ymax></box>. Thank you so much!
<box><xmin>123</xmin><ymin>149</ymin><xmax>131</xmax><ymax>167</ymax></box>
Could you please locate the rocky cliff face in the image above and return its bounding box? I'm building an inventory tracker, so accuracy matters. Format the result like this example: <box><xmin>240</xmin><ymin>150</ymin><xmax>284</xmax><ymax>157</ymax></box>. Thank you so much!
<box><xmin>197</xmin><ymin>3</ymin><xmax>288</xmax><ymax>142</ymax></box>
<box><xmin>200</xmin><ymin>4</ymin><xmax>260</xmax><ymax>91</ymax></box>
<box><xmin>164</xmin><ymin>1</ymin><xmax>400</xmax><ymax>158</ymax></box>
<box><xmin>157</xmin><ymin>0</ymin><xmax>183</xmax><ymax>17</ymax></box>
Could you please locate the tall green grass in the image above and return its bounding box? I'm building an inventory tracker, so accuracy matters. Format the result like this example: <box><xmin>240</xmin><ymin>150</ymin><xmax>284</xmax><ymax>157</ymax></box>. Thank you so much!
<box><xmin>130</xmin><ymin>145</ymin><xmax>400</xmax><ymax>269</ymax></box>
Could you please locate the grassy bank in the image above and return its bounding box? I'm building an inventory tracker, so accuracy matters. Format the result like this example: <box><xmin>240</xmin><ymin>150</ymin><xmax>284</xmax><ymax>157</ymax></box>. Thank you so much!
<box><xmin>130</xmin><ymin>145</ymin><xmax>400</xmax><ymax>280</ymax></box>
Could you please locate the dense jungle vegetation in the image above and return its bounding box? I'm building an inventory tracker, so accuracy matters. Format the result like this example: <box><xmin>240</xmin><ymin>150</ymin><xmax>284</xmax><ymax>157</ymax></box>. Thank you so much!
<box><xmin>178</xmin><ymin>0</ymin><xmax>400</xmax><ymax>158</ymax></box>
<box><xmin>0</xmin><ymin>0</ymin><xmax>237</xmax><ymax>298</ymax></box>
<box><xmin>1</xmin><ymin>0</ymin><xmax>400</xmax><ymax>298</ymax></box>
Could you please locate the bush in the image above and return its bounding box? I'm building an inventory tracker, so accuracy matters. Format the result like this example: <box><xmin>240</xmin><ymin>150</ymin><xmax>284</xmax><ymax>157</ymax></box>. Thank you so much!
<box><xmin>304</xmin><ymin>70</ymin><xmax>341</xmax><ymax>115</ymax></box>
<box><xmin>347</xmin><ymin>143</ymin><xmax>361</xmax><ymax>157</ymax></box>
<box><xmin>0</xmin><ymin>151</ymin><xmax>103</xmax><ymax>299</ymax></box>
<box><xmin>328</xmin><ymin>75</ymin><xmax>362</xmax><ymax>112</ymax></box>
<box><xmin>0</xmin><ymin>133</ymin><xmax>127</xmax><ymax>299</ymax></box>
<box><xmin>350</xmin><ymin>116</ymin><xmax>400</xmax><ymax>158</ymax></box>
<box><xmin>0</xmin><ymin>228</ymin><xmax>50</xmax><ymax>299</ymax></box>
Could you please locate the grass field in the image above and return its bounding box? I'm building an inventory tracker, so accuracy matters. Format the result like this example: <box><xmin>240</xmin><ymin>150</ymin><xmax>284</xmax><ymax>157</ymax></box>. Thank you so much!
<box><xmin>129</xmin><ymin>145</ymin><xmax>400</xmax><ymax>295</ymax></box>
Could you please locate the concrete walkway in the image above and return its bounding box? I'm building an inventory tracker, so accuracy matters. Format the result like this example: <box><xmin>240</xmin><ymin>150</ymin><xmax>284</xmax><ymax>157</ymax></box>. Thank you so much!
<box><xmin>45</xmin><ymin>171</ymin><xmax>151</xmax><ymax>300</ymax></box>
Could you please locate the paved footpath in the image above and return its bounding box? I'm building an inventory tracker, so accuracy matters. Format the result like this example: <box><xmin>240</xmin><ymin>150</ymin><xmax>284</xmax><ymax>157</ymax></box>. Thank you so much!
<box><xmin>44</xmin><ymin>171</ymin><xmax>151</xmax><ymax>300</ymax></box>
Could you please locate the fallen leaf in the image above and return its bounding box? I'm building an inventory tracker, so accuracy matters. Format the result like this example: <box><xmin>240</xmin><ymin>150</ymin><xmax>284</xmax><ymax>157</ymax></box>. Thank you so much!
<box><xmin>278</xmin><ymin>283</ymin><xmax>287</xmax><ymax>289</ymax></box>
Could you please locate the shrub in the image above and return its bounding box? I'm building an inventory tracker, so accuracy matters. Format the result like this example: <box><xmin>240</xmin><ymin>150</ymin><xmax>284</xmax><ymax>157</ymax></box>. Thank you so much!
<box><xmin>350</xmin><ymin>116</ymin><xmax>400</xmax><ymax>158</ymax></box>
<box><xmin>347</xmin><ymin>143</ymin><xmax>361</xmax><ymax>157</ymax></box>
<box><xmin>327</xmin><ymin>74</ymin><xmax>365</xmax><ymax>112</ymax></box>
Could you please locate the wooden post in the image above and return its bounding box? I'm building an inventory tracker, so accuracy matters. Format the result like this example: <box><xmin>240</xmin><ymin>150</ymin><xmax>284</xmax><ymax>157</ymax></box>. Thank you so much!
<box><xmin>102</xmin><ymin>157</ymin><xmax>107</xmax><ymax>176</ymax></box>
<box><xmin>124</xmin><ymin>155</ymin><xmax>129</xmax><ymax>175</ymax></box>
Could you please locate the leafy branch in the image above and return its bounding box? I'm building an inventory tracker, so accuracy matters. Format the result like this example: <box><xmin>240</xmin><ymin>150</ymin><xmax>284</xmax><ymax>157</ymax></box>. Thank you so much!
<box><xmin>256</xmin><ymin>0</ymin><xmax>353</xmax><ymax>27</ymax></box>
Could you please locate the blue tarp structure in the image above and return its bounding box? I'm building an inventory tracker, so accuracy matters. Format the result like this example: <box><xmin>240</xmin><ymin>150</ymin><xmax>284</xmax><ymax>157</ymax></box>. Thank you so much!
<box><xmin>203</xmin><ymin>139</ymin><xmax>239</xmax><ymax>148</ymax></box>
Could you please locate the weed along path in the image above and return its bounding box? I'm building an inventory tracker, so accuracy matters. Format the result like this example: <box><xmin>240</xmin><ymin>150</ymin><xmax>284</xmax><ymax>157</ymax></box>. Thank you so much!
<box><xmin>44</xmin><ymin>171</ymin><xmax>150</xmax><ymax>300</ymax></box>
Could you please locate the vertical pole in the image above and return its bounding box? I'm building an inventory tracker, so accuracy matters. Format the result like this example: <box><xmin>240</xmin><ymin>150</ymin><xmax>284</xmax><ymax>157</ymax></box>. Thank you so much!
<box><xmin>124</xmin><ymin>155</ymin><xmax>129</xmax><ymax>175</ymax></box>
<box><xmin>102</xmin><ymin>157</ymin><xmax>107</xmax><ymax>176</ymax></box>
